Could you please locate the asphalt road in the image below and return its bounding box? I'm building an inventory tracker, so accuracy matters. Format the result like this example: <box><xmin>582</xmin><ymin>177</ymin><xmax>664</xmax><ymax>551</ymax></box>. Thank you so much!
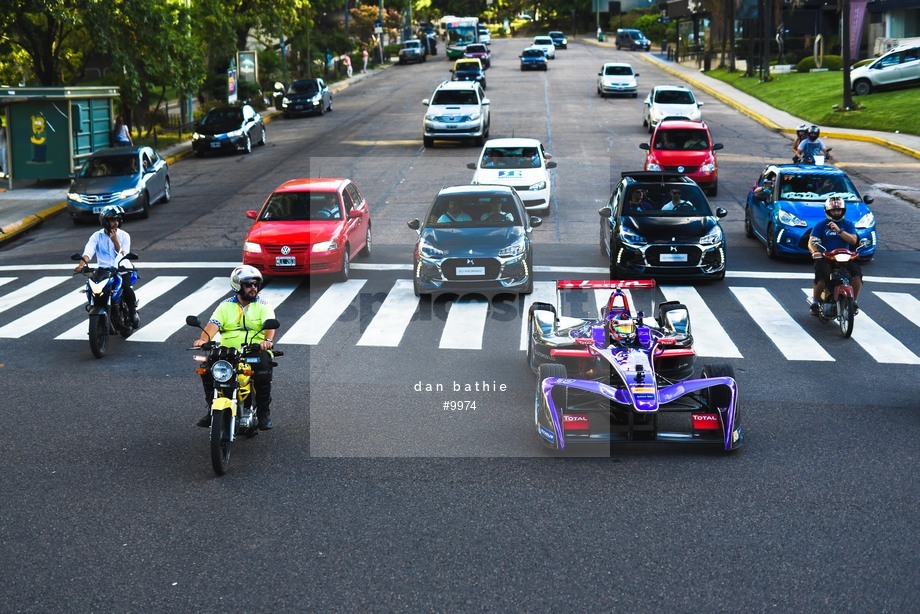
<box><xmin>1</xmin><ymin>38</ymin><xmax>918</xmax><ymax>611</ymax></box>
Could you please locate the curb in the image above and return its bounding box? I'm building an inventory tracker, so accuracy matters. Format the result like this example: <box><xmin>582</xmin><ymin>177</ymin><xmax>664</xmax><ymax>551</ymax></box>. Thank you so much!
<box><xmin>0</xmin><ymin>201</ymin><xmax>67</xmax><ymax>244</ymax></box>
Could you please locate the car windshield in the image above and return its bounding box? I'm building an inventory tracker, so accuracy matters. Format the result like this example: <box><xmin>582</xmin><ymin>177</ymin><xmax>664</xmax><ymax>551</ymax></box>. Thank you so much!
<box><xmin>259</xmin><ymin>191</ymin><xmax>342</xmax><ymax>221</ymax></box>
<box><xmin>550</xmin><ymin>31</ymin><xmax>564</xmax><ymax>37</ymax></box>
<box><xmin>621</xmin><ymin>185</ymin><xmax>713</xmax><ymax>216</ymax></box>
<box><xmin>480</xmin><ymin>146</ymin><xmax>541</xmax><ymax>169</ymax></box>
<box><xmin>455</xmin><ymin>61</ymin><xmax>480</xmax><ymax>71</ymax></box>
<box><xmin>654</xmin><ymin>129</ymin><xmax>710</xmax><ymax>150</ymax></box>
<box><xmin>630</xmin><ymin>32</ymin><xmax>643</xmax><ymax>40</ymax></box>
<box><xmin>523</xmin><ymin>49</ymin><xmax>544</xmax><ymax>58</ymax></box>
<box><xmin>80</xmin><ymin>154</ymin><xmax>139</xmax><ymax>177</ymax></box>
<box><xmin>465</xmin><ymin>45</ymin><xmax>486</xmax><ymax>53</ymax></box>
<box><xmin>431</xmin><ymin>90</ymin><xmax>479</xmax><ymax>105</ymax></box>
<box><xmin>654</xmin><ymin>90</ymin><xmax>695</xmax><ymax>105</ymax></box>
<box><xmin>288</xmin><ymin>81</ymin><xmax>319</xmax><ymax>95</ymax></box>
<box><xmin>534</xmin><ymin>38</ymin><xmax>552</xmax><ymax>45</ymax></box>
<box><xmin>428</xmin><ymin>195</ymin><xmax>522</xmax><ymax>227</ymax></box>
<box><xmin>776</xmin><ymin>173</ymin><xmax>860</xmax><ymax>201</ymax></box>
<box><xmin>404</xmin><ymin>41</ymin><xmax>420</xmax><ymax>49</ymax></box>
<box><xmin>604</xmin><ymin>65</ymin><xmax>633</xmax><ymax>76</ymax></box>
<box><xmin>201</xmin><ymin>108</ymin><xmax>243</xmax><ymax>126</ymax></box>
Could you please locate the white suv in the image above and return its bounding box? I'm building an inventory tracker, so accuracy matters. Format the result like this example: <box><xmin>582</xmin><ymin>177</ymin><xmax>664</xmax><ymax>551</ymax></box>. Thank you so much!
<box><xmin>467</xmin><ymin>137</ymin><xmax>556</xmax><ymax>212</ymax></box>
<box><xmin>422</xmin><ymin>81</ymin><xmax>491</xmax><ymax>147</ymax></box>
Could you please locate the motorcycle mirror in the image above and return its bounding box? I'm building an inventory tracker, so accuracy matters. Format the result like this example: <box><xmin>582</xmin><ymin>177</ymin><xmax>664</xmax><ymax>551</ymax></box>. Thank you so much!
<box><xmin>186</xmin><ymin>315</ymin><xmax>202</xmax><ymax>328</ymax></box>
<box><xmin>70</xmin><ymin>253</ymin><xmax>83</xmax><ymax>261</ymax></box>
<box><xmin>125</xmin><ymin>252</ymin><xmax>139</xmax><ymax>260</ymax></box>
<box><xmin>262</xmin><ymin>318</ymin><xmax>280</xmax><ymax>331</ymax></box>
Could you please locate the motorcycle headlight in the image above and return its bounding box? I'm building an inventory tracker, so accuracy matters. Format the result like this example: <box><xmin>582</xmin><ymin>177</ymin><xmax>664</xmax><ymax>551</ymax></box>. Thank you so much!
<box><xmin>854</xmin><ymin>211</ymin><xmax>875</xmax><ymax>229</ymax></box>
<box><xmin>619</xmin><ymin>227</ymin><xmax>646</xmax><ymax>246</ymax></box>
<box><xmin>777</xmin><ymin>209</ymin><xmax>807</xmax><ymax>227</ymax></box>
<box><xmin>699</xmin><ymin>225</ymin><xmax>723</xmax><ymax>246</ymax></box>
<box><xmin>418</xmin><ymin>237</ymin><xmax>445</xmax><ymax>259</ymax></box>
<box><xmin>243</xmin><ymin>241</ymin><xmax>262</xmax><ymax>254</ymax></box>
<box><xmin>528</xmin><ymin>181</ymin><xmax>546</xmax><ymax>191</ymax></box>
<box><xmin>112</xmin><ymin>187</ymin><xmax>141</xmax><ymax>200</ymax></box>
<box><xmin>312</xmin><ymin>240</ymin><xmax>339</xmax><ymax>252</ymax></box>
<box><xmin>498</xmin><ymin>236</ymin><xmax>526</xmax><ymax>257</ymax></box>
<box><xmin>211</xmin><ymin>360</ymin><xmax>234</xmax><ymax>383</ymax></box>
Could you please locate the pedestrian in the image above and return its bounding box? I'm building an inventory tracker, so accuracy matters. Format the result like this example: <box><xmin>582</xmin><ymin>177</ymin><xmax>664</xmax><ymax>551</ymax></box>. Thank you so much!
<box><xmin>113</xmin><ymin>115</ymin><xmax>132</xmax><ymax>146</ymax></box>
<box><xmin>343</xmin><ymin>53</ymin><xmax>353</xmax><ymax>78</ymax></box>
<box><xmin>362</xmin><ymin>47</ymin><xmax>369</xmax><ymax>73</ymax></box>
<box><xmin>0</xmin><ymin>115</ymin><xmax>7</xmax><ymax>177</ymax></box>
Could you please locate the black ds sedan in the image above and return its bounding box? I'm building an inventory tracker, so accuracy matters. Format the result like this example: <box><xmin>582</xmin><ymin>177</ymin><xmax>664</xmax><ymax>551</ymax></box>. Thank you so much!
<box><xmin>599</xmin><ymin>172</ymin><xmax>727</xmax><ymax>280</ymax></box>
<box><xmin>408</xmin><ymin>185</ymin><xmax>542</xmax><ymax>296</ymax></box>
<box><xmin>192</xmin><ymin>104</ymin><xmax>266</xmax><ymax>157</ymax></box>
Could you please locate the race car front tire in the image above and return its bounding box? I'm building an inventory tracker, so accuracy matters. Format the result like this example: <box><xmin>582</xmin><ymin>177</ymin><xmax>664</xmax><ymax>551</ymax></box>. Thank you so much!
<box><xmin>536</xmin><ymin>363</ymin><xmax>567</xmax><ymax>451</ymax></box>
<box><xmin>701</xmin><ymin>362</ymin><xmax>738</xmax><ymax>452</ymax></box>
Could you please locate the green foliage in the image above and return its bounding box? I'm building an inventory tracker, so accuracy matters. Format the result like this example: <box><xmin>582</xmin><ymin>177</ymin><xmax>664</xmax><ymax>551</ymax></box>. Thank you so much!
<box><xmin>795</xmin><ymin>55</ymin><xmax>844</xmax><ymax>72</ymax></box>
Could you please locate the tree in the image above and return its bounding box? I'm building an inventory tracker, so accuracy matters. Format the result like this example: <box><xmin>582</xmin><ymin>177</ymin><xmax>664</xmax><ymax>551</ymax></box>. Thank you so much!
<box><xmin>3</xmin><ymin>0</ymin><xmax>90</xmax><ymax>86</ymax></box>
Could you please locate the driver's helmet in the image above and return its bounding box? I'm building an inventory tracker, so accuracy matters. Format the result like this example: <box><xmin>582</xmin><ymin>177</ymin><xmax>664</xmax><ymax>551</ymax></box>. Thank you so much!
<box><xmin>99</xmin><ymin>205</ymin><xmax>125</xmax><ymax>229</ymax></box>
<box><xmin>796</xmin><ymin>124</ymin><xmax>808</xmax><ymax>139</ymax></box>
<box><xmin>230</xmin><ymin>264</ymin><xmax>264</xmax><ymax>293</ymax></box>
<box><xmin>608</xmin><ymin>317</ymin><xmax>637</xmax><ymax>344</ymax></box>
<box><xmin>808</xmin><ymin>125</ymin><xmax>820</xmax><ymax>140</ymax></box>
<box><xmin>824</xmin><ymin>196</ymin><xmax>846</xmax><ymax>222</ymax></box>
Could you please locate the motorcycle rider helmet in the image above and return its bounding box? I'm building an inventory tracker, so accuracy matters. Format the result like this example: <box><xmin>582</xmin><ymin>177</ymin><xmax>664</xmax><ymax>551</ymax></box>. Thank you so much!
<box><xmin>796</xmin><ymin>124</ymin><xmax>808</xmax><ymax>139</ymax></box>
<box><xmin>608</xmin><ymin>317</ymin><xmax>636</xmax><ymax>344</ymax></box>
<box><xmin>230</xmin><ymin>264</ymin><xmax>264</xmax><ymax>293</ymax></box>
<box><xmin>824</xmin><ymin>196</ymin><xmax>846</xmax><ymax>222</ymax></box>
<box><xmin>99</xmin><ymin>205</ymin><xmax>125</xmax><ymax>230</ymax></box>
<box><xmin>808</xmin><ymin>125</ymin><xmax>820</xmax><ymax>140</ymax></box>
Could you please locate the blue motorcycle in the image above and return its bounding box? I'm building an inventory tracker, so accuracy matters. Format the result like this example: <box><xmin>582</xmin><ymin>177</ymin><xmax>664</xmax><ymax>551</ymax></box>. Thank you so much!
<box><xmin>71</xmin><ymin>252</ymin><xmax>139</xmax><ymax>358</ymax></box>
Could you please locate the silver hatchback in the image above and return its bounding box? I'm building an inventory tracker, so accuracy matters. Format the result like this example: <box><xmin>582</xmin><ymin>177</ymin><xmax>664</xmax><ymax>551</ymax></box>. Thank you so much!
<box><xmin>851</xmin><ymin>43</ymin><xmax>920</xmax><ymax>95</ymax></box>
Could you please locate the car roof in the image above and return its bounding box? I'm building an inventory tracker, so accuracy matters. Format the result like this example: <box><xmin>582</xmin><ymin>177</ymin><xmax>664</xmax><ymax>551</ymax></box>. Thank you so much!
<box><xmin>438</xmin><ymin>184</ymin><xmax>518</xmax><ymax>197</ymax></box>
<box><xmin>482</xmin><ymin>137</ymin><xmax>542</xmax><ymax>148</ymax></box>
<box><xmin>768</xmin><ymin>164</ymin><xmax>848</xmax><ymax>177</ymax></box>
<box><xmin>621</xmin><ymin>171</ymin><xmax>698</xmax><ymax>185</ymax></box>
<box><xmin>602</xmin><ymin>62</ymin><xmax>633</xmax><ymax>68</ymax></box>
<box><xmin>653</xmin><ymin>85</ymin><xmax>692</xmax><ymax>92</ymax></box>
<box><xmin>434</xmin><ymin>80</ymin><xmax>481</xmax><ymax>91</ymax></box>
<box><xmin>404</xmin><ymin>39</ymin><xmax>421</xmax><ymax>44</ymax></box>
<box><xmin>522</xmin><ymin>46</ymin><xmax>545</xmax><ymax>52</ymax></box>
<box><xmin>533</xmin><ymin>36</ymin><xmax>553</xmax><ymax>42</ymax></box>
<box><xmin>655</xmin><ymin>119</ymin><xmax>709</xmax><ymax>130</ymax></box>
<box><xmin>455</xmin><ymin>58</ymin><xmax>482</xmax><ymax>67</ymax></box>
<box><xmin>273</xmin><ymin>178</ymin><xmax>348</xmax><ymax>192</ymax></box>
<box><xmin>90</xmin><ymin>146</ymin><xmax>147</xmax><ymax>158</ymax></box>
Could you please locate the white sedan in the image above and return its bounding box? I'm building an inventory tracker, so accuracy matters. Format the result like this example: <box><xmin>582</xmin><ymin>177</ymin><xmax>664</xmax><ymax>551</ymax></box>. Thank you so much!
<box><xmin>642</xmin><ymin>85</ymin><xmax>703</xmax><ymax>133</ymax></box>
<box><xmin>531</xmin><ymin>36</ymin><xmax>556</xmax><ymax>59</ymax></box>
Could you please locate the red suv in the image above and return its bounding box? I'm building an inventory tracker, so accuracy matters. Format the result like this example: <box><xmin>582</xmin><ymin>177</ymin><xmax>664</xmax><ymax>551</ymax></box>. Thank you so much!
<box><xmin>640</xmin><ymin>119</ymin><xmax>724</xmax><ymax>196</ymax></box>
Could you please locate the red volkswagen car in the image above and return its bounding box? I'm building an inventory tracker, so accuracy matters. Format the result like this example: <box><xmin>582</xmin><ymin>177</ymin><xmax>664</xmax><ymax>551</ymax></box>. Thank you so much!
<box><xmin>242</xmin><ymin>178</ymin><xmax>372</xmax><ymax>281</ymax></box>
<box><xmin>640</xmin><ymin>119</ymin><xmax>724</xmax><ymax>197</ymax></box>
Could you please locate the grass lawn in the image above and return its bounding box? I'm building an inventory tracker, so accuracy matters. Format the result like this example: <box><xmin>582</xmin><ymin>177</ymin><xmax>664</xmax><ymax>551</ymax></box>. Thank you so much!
<box><xmin>706</xmin><ymin>69</ymin><xmax>920</xmax><ymax>136</ymax></box>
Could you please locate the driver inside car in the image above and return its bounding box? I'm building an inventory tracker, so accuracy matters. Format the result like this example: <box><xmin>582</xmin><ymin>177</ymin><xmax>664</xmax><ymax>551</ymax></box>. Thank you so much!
<box><xmin>661</xmin><ymin>188</ymin><xmax>694</xmax><ymax>211</ymax></box>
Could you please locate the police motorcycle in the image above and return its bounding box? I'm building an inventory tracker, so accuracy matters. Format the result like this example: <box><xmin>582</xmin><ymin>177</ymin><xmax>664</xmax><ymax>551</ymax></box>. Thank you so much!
<box><xmin>71</xmin><ymin>252</ymin><xmax>139</xmax><ymax>358</ymax></box>
<box><xmin>809</xmin><ymin>238</ymin><xmax>870</xmax><ymax>339</ymax></box>
<box><xmin>185</xmin><ymin>315</ymin><xmax>283</xmax><ymax>476</ymax></box>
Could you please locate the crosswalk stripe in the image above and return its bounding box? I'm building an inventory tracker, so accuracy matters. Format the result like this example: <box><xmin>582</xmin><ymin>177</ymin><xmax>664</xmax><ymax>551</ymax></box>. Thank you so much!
<box><xmin>0</xmin><ymin>285</ymin><xmax>85</xmax><ymax>338</ymax></box>
<box><xmin>55</xmin><ymin>276</ymin><xmax>187</xmax><ymax>341</ymax></box>
<box><xmin>519</xmin><ymin>282</ymin><xmax>556</xmax><ymax>350</ymax></box>
<box><xmin>440</xmin><ymin>295</ymin><xmax>489</xmax><ymax>349</ymax></box>
<box><xmin>732</xmin><ymin>287</ymin><xmax>833</xmax><ymax>361</ymax></box>
<box><xmin>874</xmin><ymin>291</ymin><xmax>920</xmax><ymax>327</ymax></box>
<box><xmin>659</xmin><ymin>286</ymin><xmax>742</xmax><ymax>358</ymax></box>
<box><xmin>129</xmin><ymin>277</ymin><xmax>229</xmax><ymax>342</ymax></box>
<box><xmin>0</xmin><ymin>276</ymin><xmax>69</xmax><ymax>315</ymax></box>
<box><xmin>0</xmin><ymin>277</ymin><xmax>14</xmax><ymax>289</ymax></box>
<box><xmin>799</xmin><ymin>289</ymin><xmax>920</xmax><ymax>364</ymax></box>
<box><xmin>280</xmin><ymin>279</ymin><xmax>366</xmax><ymax>345</ymax></box>
<box><xmin>357</xmin><ymin>279</ymin><xmax>419</xmax><ymax>347</ymax></box>
<box><xmin>258</xmin><ymin>281</ymin><xmax>301</xmax><ymax>312</ymax></box>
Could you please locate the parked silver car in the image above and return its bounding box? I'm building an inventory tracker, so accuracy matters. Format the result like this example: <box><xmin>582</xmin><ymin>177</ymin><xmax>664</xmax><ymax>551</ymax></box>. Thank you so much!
<box><xmin>851</xmin><ymin>43</ymin><xmax>920</xmax><ymax>95</ymax></box>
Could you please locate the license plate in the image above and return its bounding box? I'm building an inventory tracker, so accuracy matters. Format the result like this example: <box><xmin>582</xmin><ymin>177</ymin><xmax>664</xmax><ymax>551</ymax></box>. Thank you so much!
<box><xmin>275</xmin><ymin>256</ymin><xmax>296</xmax><ymax>266</ymax></box>
<box><xmin>659</xmin><ymin>253</ymin><xmax>687</xmax><ymax>263</ymax></box>
<box><xmin>210</xmin><ymin>141</ymin><xmax>220</xmax><ymax>149</ymax></box>
<box><xmin>294</xmin><ymin>105</ymin><xmax>303</xmax><ymax>110</ymax></box>
<box><xmin>92</xmin><ymin>206</ymin><xmax>105</xmax><ymax>214</ymax></box>
<box><xmin>456</xmin><ymin>266</ymin><xmax>485</xmax><ymax>276</ymax></box>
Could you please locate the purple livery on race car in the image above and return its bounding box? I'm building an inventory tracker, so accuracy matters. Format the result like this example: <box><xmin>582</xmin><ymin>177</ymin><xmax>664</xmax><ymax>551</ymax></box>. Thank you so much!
<box><xmin>528</xmin><ymin>280</ymin><xmax>742</xmax><ymax>452</ymax></box>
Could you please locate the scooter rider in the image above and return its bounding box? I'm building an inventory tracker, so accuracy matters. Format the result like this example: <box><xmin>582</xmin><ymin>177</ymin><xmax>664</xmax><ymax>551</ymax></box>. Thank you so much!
<box><xmin>73</xmin><ymin>205</ymin><xmax>139</xmax><ymax>327</ymax></box>
<box><xmin>809</xmin><ymin>197</ymin><xmax>862</xmax><ymax>315</ymax></box>
<box><xmin>193</xmin><ymin>265</ymin><xmax>277</xmax><ymax>430</ymax></box>
<box><xmin>796</xmin><ymin>125</ymin><xmax>830</xmax><ymax>164</ymax></box>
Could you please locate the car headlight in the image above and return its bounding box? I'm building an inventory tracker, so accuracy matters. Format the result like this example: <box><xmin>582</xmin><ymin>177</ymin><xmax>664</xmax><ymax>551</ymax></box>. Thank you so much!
<box><xmin>243</xmin><ymin>241</ymin><xmax>262</xmax><ymax>254</ymax></box>
<box><xmin>468</xmin><ymin>112</ymin><xmax>481</xmax><ymax>121</ymax></box>
<box><xmin>650</xmin><ymin>108</ymin><xmax>664</xmax><ymax>121</ymax></box>
<box><xmin>227</xmin><ymin>128</ymin><xmax>244</xmax><ymax>138</ymax></box>
<box><xmin>528</xmin><ymin>181</ymin><xmax>546</xmax><ymax>191</ymax></box>
<box><xmin>211</xmin><ymin>360</ymin><xmax>234</xmax><ymax>383</ymax></box>
<box><xmin>418</xmin><ymin>238</ymin><xmax>444</xmax><ymax>259</ymax></box>
<box><xmin>282</xmin><ymin>97</ymin><xmax>291</xmax><ymax>105</ymax></box>
<box><xmin>67</xmin><ymin>192</ymin><xmax>87</xmax><ymax>203</ymax></box>
<box><xmin>699</xmin><ymin>225</ymin><xmax>723</xmax><ymax>246</ymax></box>
<box><xmin>425</xmin><ymin>113</ymin><xmax>437</xmax><ymax>121</ymax></box>
<box><xmin>113</xmin><ymin>187</ymin><xmax>141</xmax><ymax>200</ymax></box>
<box><xmin>192</xmin><ymin>133</ymin><xmax>203</xmax><ymax>141</ymax></box>
<box><xmin>313</xmin><ymin>240</ymin><xmax>339</xmax><ymax>252</ymax></box>
<box><xmin>646</xmin><ymin>163</ymin><xmax>662</xmax><ymax>171</ymax></box>
<box><xmin>498</xmin><ymin>236</ymin><xmax>526</xmax><ymax>257</ymax></box>
<box><xmin>619</xmin><ymin>227</ymin><xmax>646</xmax><ymax>246</ymax></box>
<box><xmin>776</xmin><ymin>209</ymin><xmax>807</xmax><ymax>227</ymax></box>
<box><xmin>700</xmin><ymin>162</ymin><xmax>716</xmax><ymax>172</ymax></box>
<box><xmin>854</xmin><ymin>211</ymin><xmax>875</xmax><ymax>229</ymax></box>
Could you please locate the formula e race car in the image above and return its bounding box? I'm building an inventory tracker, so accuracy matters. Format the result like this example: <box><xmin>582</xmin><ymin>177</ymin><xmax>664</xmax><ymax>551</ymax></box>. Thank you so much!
<box><xmin>527</xmin><ymin>280</ymin><xmax>742</xmax><ymax>452</ymax></box>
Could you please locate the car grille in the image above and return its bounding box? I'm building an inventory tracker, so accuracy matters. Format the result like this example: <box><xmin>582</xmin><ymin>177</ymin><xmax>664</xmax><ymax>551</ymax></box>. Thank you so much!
<box><xmin>263</xmin><ymin>243</ymin><xmax>311</xmax><ymax>254</ymax></box>
<box><xmin>80</xmin><ymin>193</ymin><xmax>120</xmax><ymax>205</ymax></box>
<box><xmin>432</xmin><ymin>115</ymin><xmax>471</xmax><ymax>122</ymax></box>
<box><xmin>663</xmin><ymin>165</ymin><xmax>700</xmax><ymax>174</ymax></box>
<box><xmin>645</xmin><ymin>245</ymin><xmax>703</xmax><ymax>266</ymax></box>
<box><xmin>442</xmin><ymin>257</ymin><xmax>501</xmax><ymax>280</ymax></box>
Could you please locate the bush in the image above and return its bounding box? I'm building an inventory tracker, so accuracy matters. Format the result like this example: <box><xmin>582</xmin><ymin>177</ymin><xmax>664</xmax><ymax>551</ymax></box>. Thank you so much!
<box><xmin>796</xmin><ymin>55</ymin><xmax>843</xmax><ymax>72</ymax></box>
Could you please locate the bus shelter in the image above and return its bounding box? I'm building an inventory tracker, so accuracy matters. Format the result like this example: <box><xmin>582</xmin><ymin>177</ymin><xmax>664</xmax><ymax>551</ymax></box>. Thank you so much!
<box><xmin>0</xmin><ymin>86</ymin><xmax>120</xmax><ymax>189</ymax></box>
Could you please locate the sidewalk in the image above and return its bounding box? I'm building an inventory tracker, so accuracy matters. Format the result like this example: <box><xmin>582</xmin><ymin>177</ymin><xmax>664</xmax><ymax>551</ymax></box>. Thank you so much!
<box><xmin>0</xmin><ymin>64</ymin><xmax>390</xmax><ymax>245</ymax></box>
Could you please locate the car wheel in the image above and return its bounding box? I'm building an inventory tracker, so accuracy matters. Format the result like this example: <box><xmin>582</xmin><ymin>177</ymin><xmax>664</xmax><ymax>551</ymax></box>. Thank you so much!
<box><xmin>244</xmin><ymin>135</ymin><xmax>252</xmax><ymax>154</ymax></box>
<box><xmin>138</xmin><ymin>192</ymin><xmax>150</xmax><ymax>219</ymax></box>
<box><xmin>475</xmin><ymin>134</ymin><xmax>485</xmax><ymax>146</ymax></box>
<box><xmin>359</xmin><ymin>226</ymin><xmax>372</xmax><ymax>257</ymax></box>
<box><xmin>701</xmin><ymin>362</ymin><xmax>737</xmax><ymax>451</ymax></box>
<box><xmin>853</xmin><ymin>79</ymin><xmax>872</xmax><ymax>96</ymax></box>
<box><xmin>327</xmin><ymin>97</ymin><xmax>333</xmax><ymax>112</ymax></box>
<box><xmin>642</xmin><ymin>117</ymin><xmax>648</xmax><ymax>128</ymax></box>
<box><xmin>766</xmin><ymin>224</ymin><xmax>778</xmax><ymax>259</ymax></box>
<box><xmin>632</xmin><ymin>93</ymin><xmax>638</xmax><ymax>98</ymax></box>
<box><xmin>259</xmin><ymin>126</ymin><xmax>267</xmax><ymax>146</ymax></box>
<box><xmin>423</xmin><ymin>136</ymin><xmax>434</xmax><ymax>147</ymax></box>
<box><xmin>599</xmin><ymin>222</ymin><xmax>608</xmax><ymax>256</ymax></box>
<box><xmin>528</xmin><ymin>303</ymin><xmax>557</xmax><ymax>371</ymax></box>
<box><xmin>536</xmin><ymin>363</ymin><xmax>567</xmax><ymax>451</ymax></box>
<box><xmin>318</xmin><ymin>102</ymin><xmax>325</xmax><ymax>116</ymax></box>
<box><xmin>743</xmin><ymin>205</ymin><xmax>755</xmax><ymax>239</ymax></box>
<box><xmin>335</xmin><ymin>247</ymin><xmax>350</xmax><ymax>283</ymax></box>
<box><xmin>707</xmin><ymin>184</ymin><xmax>718</xmax><ymax>197</ymax></box>
<box><xmin>162</xmin><ymin>177</ymin><xmax>171</xmax><ymax>203</ymax></box>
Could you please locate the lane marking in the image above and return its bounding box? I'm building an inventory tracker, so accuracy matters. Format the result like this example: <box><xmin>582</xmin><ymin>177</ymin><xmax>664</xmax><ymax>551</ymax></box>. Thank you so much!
<box><xmin>280</xmin><ymin>279</ymin><xmax>366</xmax><ymax>345</ymax></box>
<box><xmin>731</xmin><ymin>287</ymin><xmax>832</xmax><ymax>361</ymax></box>
<box><xmin>660</xmin><ymin>286</ymin><xmax>742</xmax><ymax>358</ymax></box>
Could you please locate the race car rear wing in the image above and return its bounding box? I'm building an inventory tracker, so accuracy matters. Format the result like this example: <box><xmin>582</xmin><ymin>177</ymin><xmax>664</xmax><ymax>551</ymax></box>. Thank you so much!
<box><xmin>556</xmin><ymin>279</ymin><xmax>657</xmax><ymax>289</ymax></box>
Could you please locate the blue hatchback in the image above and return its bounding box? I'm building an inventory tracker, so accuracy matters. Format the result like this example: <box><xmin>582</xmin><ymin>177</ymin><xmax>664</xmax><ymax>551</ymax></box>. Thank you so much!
<box><xmin>744</xmin><ymin>164</ymin><xmax>877</xmax><ymax>260</ymax></box>
<box><xmin>519</xmin><ymin>47</ymin><xmax>548</xmax><ymax>71</ymax></box>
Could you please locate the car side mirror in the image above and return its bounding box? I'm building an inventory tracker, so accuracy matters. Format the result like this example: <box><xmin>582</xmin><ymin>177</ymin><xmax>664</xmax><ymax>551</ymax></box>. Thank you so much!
<box><xmin>422</xmin><ymin>99</ymin><xmax>430</xmax><ymax>106</ymax></box>
<box><xmin>698</xmin><ymin>101</ymin><xmax>704</xmax><ymax>106</ymax></box>
<box><xmin>598</xmin><ymin>208</ymin><xmax>612</xmax><ymax>218</ymax></box>
<box><xmin>529</xmin><ymin>216</ymin><xmax>543</xmax><ymax>228</ymax></box>
<box><xmin>545</xmin><ymin>160</ymin><xmax>557</xmax><ymax>169</ymax></box>
<box><xmin>639</xmin><ymin>143</ymin><xmax>650</xmax><ymax>150</ymax></box>
<box><xmin>715</xmin><ymin>207</ymin><xmax>728</xmax><ymax>218</ymax></box>
<box><xmin>467</xmin><ymin>162</ymin><xmax>476</xmax><ymax>170</ymax></box>
<box><xmin>348</xmin><ymin>209</ymin><xmax>362</xmax><ymax>218</ymax></box>
<box><xmin>597</xmin><ymin>71</ymin><xmax>602</xmax><ymax>76</ymax></box>
<box><xmin>864</xmin><ymin>195</ymin><xmax>874</xmax><ymax>205</ymax></box>
<box><xmin>634</xmin><ymin>73</ymin><xmax>640</xmax><ymax>77</ymax></box>
<box><xmin>712</xmin><ymin>143</ymin><xmax>724</xmax><ymax>151</ymax></box>
<box><xmin>482</xmin><ymin>98</ymin><xmax>490</xmax><ymax>105</ymax></box>
<box><xmin>449</xmin><ymin>69</ymin><xmax>455</xmax><ymax>73</ymax></box>
<box><xmin>246</xmin><ymin>209</ymin><xmax>258</xmax><ymax>219</ymax></box>
<box><xmin>407</xmin><ymin>219</ymin><xmax>421</xmax><ymax>230</ymax></box>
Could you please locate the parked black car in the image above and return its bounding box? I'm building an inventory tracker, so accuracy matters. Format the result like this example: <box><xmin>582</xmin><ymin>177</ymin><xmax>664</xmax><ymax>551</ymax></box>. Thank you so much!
<box><xmin>192</xmin><ymin>104</ymin><xmax>266</xmax><ymax>157</ymax></box>
<box><xmin>281</xmin><ymin>78</ymin><xmax>333</xmax><ymax>118</ymax></box>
